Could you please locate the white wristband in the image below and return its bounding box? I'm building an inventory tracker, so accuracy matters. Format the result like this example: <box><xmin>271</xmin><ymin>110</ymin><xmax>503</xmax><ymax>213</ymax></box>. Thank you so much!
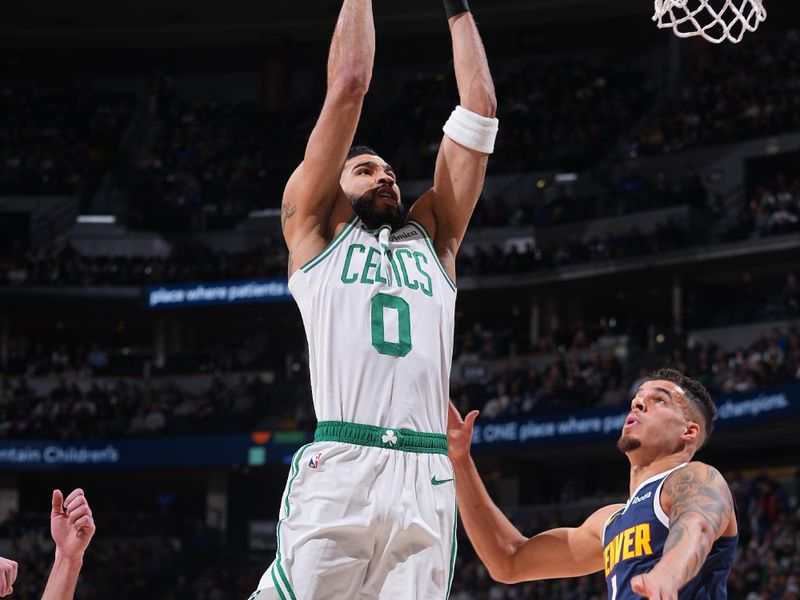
<box><xmin>442</xmin><ymin>105</ymin><xmax>499</xmax><ymax>154</ymax></box>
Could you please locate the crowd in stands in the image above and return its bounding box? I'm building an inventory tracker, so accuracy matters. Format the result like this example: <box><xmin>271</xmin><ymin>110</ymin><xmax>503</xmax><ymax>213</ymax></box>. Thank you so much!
<box><xmin>3</xmin><ymin>48</ymin><xmax>651</xmax><ymax>232</ymax></box>
<box><xmin>452</xmin><ymin>324</ymin><xmax>800</xmax><ymax>420</ymax></box>
<box><xmin>453</xmin><ymin>318</ymin><xmax>629</xmax><ymax>362</ymax></box>
<box><xmin>470</xmin><ymin>166</ymin><xmax>709</xmax><ymax>230</ymax></box>
<box><xmin>0</xmin><ymin>220</ymin><xmax>693</xmax><ymax>286</ymax></box>
<box><xmin>3</xmin><ymin>330</ymin><xmax>279</xmax><ymax>379</ymax></box>
<box><xmin>122</xmin><ymin>54</ymin><xmax>650</xmax><ymax>230</ymax></box>
<box><xmin>630</xmin><ymin>29</ymin><xmax>800</xmax><ymax>156</ymax></box>
<box><xmin>0</xmin><ymin>82</ymin><xmax>135</xmax><ymax>204</ymax></box>
<box><xmin>723</xmin><ymin>171</ymin><xmax>800</xmax><ymax>242</ymax></box>
<box><xmin>686</xmin><ymin>272</ymin><xmax>800</xmax><ymax>329</ymax></box>
<box><xmin>2</xmin><ymin>505</ymin><xmax>252</xmax><ymax>600</ymax></box>
<box><xmin>124</xmin><ymin>75</ymin><xmax>311</xmax><ymax>231</ymax></box>
<box><xmin>3</xmin><ymin>30</ymin><xmax>798</xmax><ymax>238</ymax></box>
<box><xmin>457</xmin><ymin>219</ymin><xmax>689</xmax><ymax>276</ymax></box>
<box><xmin>749</xmin><ymin>172</ymin><xmax>800</xmax><ymax>238</ymax></box>
<box><xmin>0</xmin><ymin>373</ymin><xmax>311</xmax><ymax>440</ymax></box>
<box><xmin>2</xmin><ymin>320</ymin><xmax>795</xmax><ymax>439</ymax></box>
<box><xmin>0</xmin><ymin>238</ymin><xmax>286</xmax><ymax>287</ymax></box>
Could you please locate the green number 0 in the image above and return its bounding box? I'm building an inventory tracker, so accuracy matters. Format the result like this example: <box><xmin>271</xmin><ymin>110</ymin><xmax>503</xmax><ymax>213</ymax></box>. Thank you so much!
<box><xmin>370</xmin><ymin>293</ymin><xmax>412</xmax><ymax>357</ymax></box>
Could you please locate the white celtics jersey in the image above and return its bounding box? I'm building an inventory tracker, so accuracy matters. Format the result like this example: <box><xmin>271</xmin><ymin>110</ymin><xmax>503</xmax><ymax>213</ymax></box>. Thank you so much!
<box><xmin>288</xmin><ymin>216</ymin><xmax>457</xmax><ymax>434</ymax></box>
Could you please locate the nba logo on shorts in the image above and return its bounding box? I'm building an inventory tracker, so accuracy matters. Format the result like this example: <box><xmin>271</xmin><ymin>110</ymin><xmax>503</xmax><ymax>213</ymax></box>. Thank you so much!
<box><xmin>309</xmin><ymin>452</ymin><xmax>322</xmax><ymax>469</ymax></box>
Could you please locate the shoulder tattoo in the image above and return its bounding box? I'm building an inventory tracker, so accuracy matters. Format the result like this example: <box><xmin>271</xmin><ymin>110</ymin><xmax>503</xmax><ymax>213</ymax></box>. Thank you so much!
<box><xmin>662</xmin><ymin>464</ymin><xmax>733</xmax><ymax>556</ymax></box>
<box><xmin>281</xmin><ymin>201</ymin><xmax>297</xmax><ymax>231</ymax></box>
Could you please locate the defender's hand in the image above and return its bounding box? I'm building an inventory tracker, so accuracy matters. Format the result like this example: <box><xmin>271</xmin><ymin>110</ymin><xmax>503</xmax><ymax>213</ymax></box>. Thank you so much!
<box><xmin>447</xmin><ymin>400</ymin><xmax>479</xmax><ymax>462</ymax></box>
<box><xmin>51</xmin><ymin>489</ymin><xmax>96</xmax><ymax>562</ymax></box>
<box><xmin>631</xmin><ymin>572</ymin><xmax>679</xmax><ymax>600</ymax></box>
<box><xmin>0</xmin><ymin>556</ymin><xmax>18</xmax><ymax>597</ymax></box>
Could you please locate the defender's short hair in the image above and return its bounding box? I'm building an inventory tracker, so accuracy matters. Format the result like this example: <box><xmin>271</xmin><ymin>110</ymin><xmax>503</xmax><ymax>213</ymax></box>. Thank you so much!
<box><xmin>647</xmin><ymin>368</ymin><xmax>716</xmax><ymax>447</ymax></box>
<box><xmin>347</xmin><ymin>145</ymin><xmax>379</xmax><ymax>161</ymax></box>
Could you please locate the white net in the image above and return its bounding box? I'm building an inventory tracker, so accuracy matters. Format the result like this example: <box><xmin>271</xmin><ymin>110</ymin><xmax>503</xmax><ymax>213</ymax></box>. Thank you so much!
<box><xmin>653</xmin><ymin>0</ymin><xmax>767</xmax><ymax>44</ymax></box>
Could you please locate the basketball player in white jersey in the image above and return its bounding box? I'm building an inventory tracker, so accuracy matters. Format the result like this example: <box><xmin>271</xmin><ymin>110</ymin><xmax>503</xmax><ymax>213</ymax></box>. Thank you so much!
<box><xmin>251</xmin><ymin>1</ymin><xmax>497</xmax><ymax>598</ymax></box>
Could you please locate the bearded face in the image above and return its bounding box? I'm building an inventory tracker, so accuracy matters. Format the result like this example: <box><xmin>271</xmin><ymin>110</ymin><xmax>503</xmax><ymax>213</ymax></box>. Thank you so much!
<box><xmin>349</xmin><ymin>189</ymin><xmax>406</xmax><ymax>231</ymax></box>
<box><xmin>341</xmin><ymin>153</ymin><xmax>405</xmax><ymax>231</ymax></box>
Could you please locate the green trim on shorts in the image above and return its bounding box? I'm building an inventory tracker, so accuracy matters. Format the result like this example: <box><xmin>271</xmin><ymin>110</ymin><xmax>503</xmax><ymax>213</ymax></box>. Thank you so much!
<box><xmin>274</xmin><ymin>442</ymin><xmax>313</xmax><ymax>600</ymax></box>
<box><xmin>315</xmin><ymin>421</ymin><xmax>448</xmax><ymax>454</ymax></box>
<box><xmin>446</xmin><ymin>495</ymin><xmax>458</xmax><ymax>599</ymax></box>
<box><xmin>270</xmin><ymin>567</ymin><xmax>286</xmax><ymax>600</ymax></box>
<box><xmin>300</xmin><ymin>215</ymin><xmax>359</xmax><ymax>273</ymax></box>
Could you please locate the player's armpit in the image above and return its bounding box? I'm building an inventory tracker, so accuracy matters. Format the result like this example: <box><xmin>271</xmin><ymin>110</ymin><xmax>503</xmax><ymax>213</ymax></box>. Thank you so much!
<box><xmin>497</xmin><ymin>504</ymin><xmax>622</xmax><ymax>584</ymax></box>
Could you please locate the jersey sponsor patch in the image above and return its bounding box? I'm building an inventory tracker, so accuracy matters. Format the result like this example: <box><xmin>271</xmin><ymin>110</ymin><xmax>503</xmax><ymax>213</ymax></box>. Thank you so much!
<box><xmin>390</xmin><ymin>230</ymin><xmax>419</xmax><ymax>242</ymax></box>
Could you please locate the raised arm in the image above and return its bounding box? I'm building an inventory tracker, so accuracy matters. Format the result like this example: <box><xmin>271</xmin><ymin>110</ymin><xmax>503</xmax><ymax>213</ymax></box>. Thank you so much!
<box><xmin>41</xmin><ymin>489</ymin><xmax>95</xmax><ymax>600</ymax></box>
<box><xmin>631</xmin><ymin>462</ymin><xmax>736</xmax><ymax>598</ymax></box>
<box><xmin>447</xmin><ymin>402</ymin><xmax>619</xmax><ymax>583</ymax></box>
<box><xmin>282</xmin><ymin>0</ymin><xmax>375</xmax><ymax>271</ymax></box>
<box><xmin>409</xmin><ymin>2</ymin><xmax>498</xmax><ymax>280</ymax></box>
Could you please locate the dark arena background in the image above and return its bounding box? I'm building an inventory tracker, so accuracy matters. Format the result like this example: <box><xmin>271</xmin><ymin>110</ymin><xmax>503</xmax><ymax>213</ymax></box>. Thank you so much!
<box><xmin>1</xmin><ymin>0</ymin><xmax>799</xmax><ymax>597</ymax></box>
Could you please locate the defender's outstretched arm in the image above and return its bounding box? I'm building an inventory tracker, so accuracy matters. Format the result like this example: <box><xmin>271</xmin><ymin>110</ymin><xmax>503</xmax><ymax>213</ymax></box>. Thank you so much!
<box><xmin>448</xmin><ymin>402</ymin><xmax>621</xmax><ymax>584</ymax></box>
<box><xmin>282</xmin><ymin>0</ymin><xmax>375</xmax><ymax>267</ymax></box>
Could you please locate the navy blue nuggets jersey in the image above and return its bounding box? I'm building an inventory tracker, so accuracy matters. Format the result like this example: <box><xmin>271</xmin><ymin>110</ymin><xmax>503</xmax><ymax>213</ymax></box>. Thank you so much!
<box><xmin>602</xmin><ymin>464</ymin><xmax>737</xmax><ymax>599</ymax></box>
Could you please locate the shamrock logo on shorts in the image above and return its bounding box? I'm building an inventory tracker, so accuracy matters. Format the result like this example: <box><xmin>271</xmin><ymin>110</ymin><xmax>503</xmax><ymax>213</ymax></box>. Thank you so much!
<box><xmin>381</xmin><ymin>429</ymin><xmax>398</xmax><ymax>446</ymax></box>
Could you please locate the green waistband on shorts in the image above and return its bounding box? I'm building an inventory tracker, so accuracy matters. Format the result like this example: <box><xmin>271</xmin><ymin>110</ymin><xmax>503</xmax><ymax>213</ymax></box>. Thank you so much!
<box><xmin>314</xmin><ymin>421</ymin><xmax>448</xmax><ymax>455</ymax></box>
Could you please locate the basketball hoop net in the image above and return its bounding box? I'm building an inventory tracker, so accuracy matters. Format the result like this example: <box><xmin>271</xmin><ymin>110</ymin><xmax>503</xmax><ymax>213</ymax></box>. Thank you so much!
<box><xmin>653</xmin><ymin>0</ymin><xmax>766</xmax><ymax>44</ymax></box>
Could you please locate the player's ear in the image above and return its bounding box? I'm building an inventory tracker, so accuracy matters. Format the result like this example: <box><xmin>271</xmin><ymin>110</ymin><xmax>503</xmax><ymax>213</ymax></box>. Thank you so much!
<box><xmin>682</xmin><ymin>420</ymin><xmax>701</xmax><ymax>444</ymax></box>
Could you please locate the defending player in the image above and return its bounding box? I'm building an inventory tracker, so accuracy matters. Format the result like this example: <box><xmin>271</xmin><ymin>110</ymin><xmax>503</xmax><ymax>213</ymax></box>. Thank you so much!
<box><xmin>0</xmin><ymin>489</ymin><xmax>95</xmax><ymax>600</ymax></box>
<box><xmin>251</xmin><ymin>0</ymin><xmax>497</xmax><ymax>598</ymax></box>
<box><xmin>448</xmin><ymin>368</ymin><xmax>738</xmax><ymax>599</ymax></box>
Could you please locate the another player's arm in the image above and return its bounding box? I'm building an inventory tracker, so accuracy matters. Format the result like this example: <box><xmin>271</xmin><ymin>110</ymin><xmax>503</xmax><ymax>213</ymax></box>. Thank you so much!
<box><xmin>409</xmin><ymin>3</ymin><xmax>497</xmax><ymax>280</ymax></box>
<box><xmin>631</xmin><ymin>462</ymin><xmax>735</xmax><ymax>598</ymax></box>
<box><xmin>448</xmin><ymin>402</ymin><xmax>620</xmax><ymax>583</ymax></box>
<box><xmin>282</xmin><ymin>0</ymin><xmax>375</xmax><ymax>272</ymax></box>
<box><xmin>0</xmin><ymin>556</ymin><xmax>18</xmax><ymax>597</ymax></box>
<box><xmin>41</xmin><ymin>489</ymin><xmax>96</xmax><ymax>600</ymax></box>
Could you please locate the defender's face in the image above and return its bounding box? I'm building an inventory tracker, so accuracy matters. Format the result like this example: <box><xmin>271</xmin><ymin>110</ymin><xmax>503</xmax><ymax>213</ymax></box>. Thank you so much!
<box><xmin>341</xmin><ymin>153</ymin><xmax>402</xmax><ymax>217</ymax></box>
<box><xmin>618</xmin><ymin>380</ymin><xmax>696</xmax><ymax>454</ymax></box>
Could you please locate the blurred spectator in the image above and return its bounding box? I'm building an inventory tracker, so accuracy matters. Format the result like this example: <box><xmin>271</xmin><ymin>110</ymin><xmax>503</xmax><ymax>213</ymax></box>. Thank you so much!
<box><xmin>0</xmin><ymin>82</ymin><xmax>135</xmax><ymax>206</ymax></box>
<box><xmin>630</xmin><ymin>30</ymin><xmax>800</xmax><ymax>156</ymax></box>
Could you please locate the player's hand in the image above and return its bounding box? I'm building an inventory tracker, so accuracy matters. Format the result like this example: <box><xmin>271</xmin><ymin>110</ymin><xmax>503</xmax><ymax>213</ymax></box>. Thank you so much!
<box><xmin>447</xmin><ymin>400</ymin><xmax>479</xmax><ymax>462</ymax></box>
<box><xmin>0</xmin><ymin>556</ymin><xmax>18</xmax><ymax>597</ymax></box>
<box><xmin>631</xmin><ymin>572</ymin><xmax>679</xmax><ymax>600</ymax></box>
<box><xmin>51</xmin><ymin>489</ymin><xmax>96</xmax><ymax>562</ymax></box>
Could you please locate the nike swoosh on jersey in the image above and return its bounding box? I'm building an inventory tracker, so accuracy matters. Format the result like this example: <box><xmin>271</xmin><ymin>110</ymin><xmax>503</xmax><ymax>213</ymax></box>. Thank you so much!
<box><xmin>431</xmin><ymin>476</ymin><xmax>454</xmax><ymax>486</ymax></box>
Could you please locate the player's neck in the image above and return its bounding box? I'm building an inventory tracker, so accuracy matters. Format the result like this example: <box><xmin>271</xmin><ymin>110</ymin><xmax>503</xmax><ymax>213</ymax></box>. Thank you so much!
<box><xmin>627</xmin><ymin>452</ymin><xmax>691</xmax><ymax>497</ymax></box>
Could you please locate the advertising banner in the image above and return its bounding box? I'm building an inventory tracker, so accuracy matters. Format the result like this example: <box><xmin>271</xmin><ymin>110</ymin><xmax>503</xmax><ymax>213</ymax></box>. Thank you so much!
<box><xmin>148</xmin><ymin>279</ymin><xmax>291</xmax><ymax>309</ymax></box>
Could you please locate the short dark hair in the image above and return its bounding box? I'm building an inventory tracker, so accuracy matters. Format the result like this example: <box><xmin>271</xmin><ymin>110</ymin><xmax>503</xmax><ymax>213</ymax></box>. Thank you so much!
<box><xmin>347</xmin><ymin>145</ymin><xmax>379</xmax><ymax>161</ymax></box>
<box><xmin>647</xmin><ymin>368</ymin><xmax>716</xmax><ymax>447</ymax></box>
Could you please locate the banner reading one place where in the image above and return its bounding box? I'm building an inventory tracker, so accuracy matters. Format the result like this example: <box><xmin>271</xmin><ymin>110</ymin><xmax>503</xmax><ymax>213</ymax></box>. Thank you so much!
<box><xmin>471</xmin><ymin>381</ymin><xmax>800</xmax><ymax>450</ymax></box>
<box><xmin>148</xmin><ymin>279</ymin><xmax>291</xmax><ymax>309</ymax></box>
